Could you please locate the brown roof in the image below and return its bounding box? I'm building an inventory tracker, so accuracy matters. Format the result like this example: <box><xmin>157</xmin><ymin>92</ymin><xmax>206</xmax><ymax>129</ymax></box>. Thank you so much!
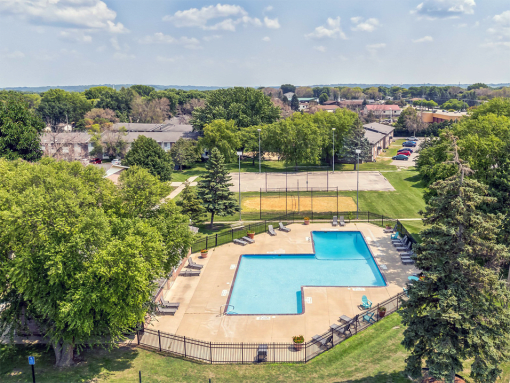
<box><xmin>365</xmin><ymin>105</ymin><xmax>401</xmax><ymax>111</ymax></box>
<box><xmin>317</xmin><ymin>105</ymin><xmax>340</xmax><ymax>110</ymax></box>
<box><xmin>339</xmin><ymin>100</ymin><xmax>363</xmax><ymax>105</ymax></box>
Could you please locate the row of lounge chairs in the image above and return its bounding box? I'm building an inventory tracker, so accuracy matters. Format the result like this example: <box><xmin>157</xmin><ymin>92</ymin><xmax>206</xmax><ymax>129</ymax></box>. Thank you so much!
<box><xmin>268</xmin><ymin>222</ymin><xmax>291</xmax><ymax>236</ymax></box>
<box><xmin>312</xmin><ymin>315</ymin><xmax>354</xmax><ymax>350</ymax></box>
<box><xmin>332</xmin><ymin>216</ymin><xmax>345</xmax><ymax>227</ymax></box>
<box><xmin>179</xmin><ymin>257</ymin><xmax>204</xmax><ymax>277</ymax></box>
<box><xmin>392</xmin><ymin>234</ymin><xmax>415</xmax><ymax>265</ymax></box>
<box><xmin>157</xmin><ymin>298</ymin><xmax>180</xmax><ymax>315</ymax></box>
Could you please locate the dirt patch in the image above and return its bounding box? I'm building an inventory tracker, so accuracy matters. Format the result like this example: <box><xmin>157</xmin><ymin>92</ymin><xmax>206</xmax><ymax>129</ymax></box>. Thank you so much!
<box><xmin>242</xmin><ymin>196</ymin><xmax>357</xmax><ymax>212</ymax></box>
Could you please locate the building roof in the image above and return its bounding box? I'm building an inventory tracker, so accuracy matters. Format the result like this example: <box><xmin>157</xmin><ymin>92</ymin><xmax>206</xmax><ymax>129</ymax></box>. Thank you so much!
<box><xmin>298</xmin><ymin>98</ymin><xmax>316</xmax><ymax>102</ymax></box>
<box><xmin>322</xmin><ymin>100</ymin><xmax>338</xmax><ymax>105</ymax></box>
<box><xmin>364</xmin><ymin>129</ymin><xmax>387</xmax><ymax>145</ymax></box>
<box><xmin>41</xmin><ymin>132</ymin><xmax>91</xmax><ymax>143</ymax></box>
<box><xmin>112</xmin><ymin>121</ymin><xmax>194</xmax><ymax>132</ymax></box>
<box><xmin>317</xmin><ymin>105</ymin><xmax>340</xmax><ymax>110</ymax></box>
<box><xmin>124</xmin><ymin>131</ymin><xmax>199</xmax><ymax>143</ymax></box>
<box><xmin>339</xmin><ymin>100</ymin><xmax>363</xmax><ymax>105</ymax></box>
<box><xmin>365</xmin><ymin>105</ymin><xmax>401</xmax><ymax>111</ymax></box>
<box><xmin>430</xmin><ymin>111</ymin><xmax>468</xmax><ymax>117</ymax></box>
<box><xmin>363</xmin><ymin>122</ymin><xmax>395</xmax><ymax>135</ymax></box>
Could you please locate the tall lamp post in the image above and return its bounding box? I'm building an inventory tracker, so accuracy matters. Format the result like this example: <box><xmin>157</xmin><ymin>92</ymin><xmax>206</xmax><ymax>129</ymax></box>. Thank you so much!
<box><xmin>257</xmin><ymin>128</ymin><xmax>262</xmax><ymax>173</ymax></box>
<box><xmin>332</xmin><ymin>128</ymin><xmax>336</xmax><ymax>173</ymax></box>
<box><xmin>237</xmin><ymin>150</ymin><xmax>243</xmax><ymax>221</ymax></box>
<box><xmin>355</xmin><ymin>149</ymin><xmax>361</xmax><ymax>219</ymax></box>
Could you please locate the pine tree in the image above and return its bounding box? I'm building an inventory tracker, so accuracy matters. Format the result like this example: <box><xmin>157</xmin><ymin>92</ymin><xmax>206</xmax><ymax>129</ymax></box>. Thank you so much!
<box><xmin>197</xmin><ymin>148</ymin><xmax>239</xmax><ymax>229</ymax></box>
<box><xmin>339</xmin><ymin>119</ymin><xmax>371</xmax><ymax>170</ymax></box>
<box><xmin>177</xmin><ymin>182</ymin><xmax>205</xmax><ymax>225</ymax></box>
<box><xmin>290</xmin><ymin>94</ymin><xmax>300</xmax><ymax>111</ymax></box>
<box><xmin>400</xmin><ymin>136</ymin><xmax>510</xmax><ymax>383</ymax></box>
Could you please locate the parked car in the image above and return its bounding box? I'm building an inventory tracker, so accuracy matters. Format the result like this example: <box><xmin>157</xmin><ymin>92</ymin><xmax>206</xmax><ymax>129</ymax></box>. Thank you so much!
<box><xmin>111</xmin><ymin>159</ymin><xmax>121</xmax><ymax>166</ymax></box>
<box><xmin>402</xmin><ymin>141</ymin><xmax>417</xmax><ymax>147</ymax></box>
<box><xmin>407</xmin><ymin>136</ymin><xmax>418</xmax><ymax>141</ymax></box>
<box><xmin>392</xmin><ymin>154</ymin><xmax>410</xmax><ymax>161</ymax></box>
<box><xmin>398</xmin><ymin>148</ymin><xmax>413</xmax><ymax>154</ymax></box>
<box><xmin>399</xmin><ymin>151</ymin><xmax>412</xmax><ymax>156</ymax></box>
<box><xmin>89</xmin><ymin>158</ymin><xmax>102</xmax><ymax>164</ymax></box>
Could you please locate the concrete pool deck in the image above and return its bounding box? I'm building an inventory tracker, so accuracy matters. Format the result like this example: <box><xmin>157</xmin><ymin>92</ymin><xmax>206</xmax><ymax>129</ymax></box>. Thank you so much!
<box><xmin>148</xmin><ymin>222</ymin><xmax>417</xmax><ymax>343</ymax></box>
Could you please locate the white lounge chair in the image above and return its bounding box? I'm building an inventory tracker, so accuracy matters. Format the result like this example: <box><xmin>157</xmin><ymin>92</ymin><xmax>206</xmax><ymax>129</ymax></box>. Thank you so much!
<box><xmin>187</xmin><ymin>257</ymin><xmax>204</xmax><ymax>269</ymax></box>
<box><xmin>332</xmin><ymin>216</ymin><xmax>338</xmax><ymax>226</ymax></box>
<box><xmin>242</xmin><ymin>236</ymin><xmax>254</xmax><ymax>244</ymax></box>
<box><xmin>268</xmin><ymin>225</ymin><xmax>277</xmax><ymax>236</ymax></box>
<box><xmin>339</xmin><ymin>216</ymin><xmax>345</xmax><ymax>226</ymax></box>
<box><xmin>279</xmin><ymin>222</ymin><xmax>291</xmax><ymax>232</ymax></box>
<box><xmin>234</xmin><ymin>238</ymin><xmax>248</xmax><ymax>246</ymax></box>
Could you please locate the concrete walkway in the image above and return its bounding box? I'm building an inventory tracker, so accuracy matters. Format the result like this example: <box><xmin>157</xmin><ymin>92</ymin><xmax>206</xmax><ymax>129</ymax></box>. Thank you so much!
<box><xmin>167</xmin><ymin>176</ymin><xmax>198</xmax><ymax>199</ymax></box>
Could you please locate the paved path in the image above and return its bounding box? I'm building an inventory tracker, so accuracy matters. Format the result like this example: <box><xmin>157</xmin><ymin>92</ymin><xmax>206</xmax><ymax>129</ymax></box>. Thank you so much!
<box><xmin>167</xmin><ymin>176</ymin><xmax>199</xmax><ymax>199</ymax></box>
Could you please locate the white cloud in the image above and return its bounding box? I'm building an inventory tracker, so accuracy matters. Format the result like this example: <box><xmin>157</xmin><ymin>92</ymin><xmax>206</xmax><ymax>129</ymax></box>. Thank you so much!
<box><xmin>262</xmin><ymin>36</ymin><xmax>271</xmax><ymax>42</ymax></box>
<box><xmin>1</xmin><ymin>50</ymin><xmax>25</xmax><ymax>59</ymax></box>
<box><xmin>203</xmin><ymin>35</ymin><xmax>222</xmax><ymax>41</ymax></box>
<box><xmin>0</xmin><ymin>0</ymin><xmax>128</xmax><ymax>33</ymax></box>
<box><xmin>412</xmin><ymin>35</ymin><xmax>434</xmax><ymax>43</ymax></box>
<box><xmin>314</xmin><ymin>45</ymin><xmax>327</xmax><ymax>52</ymax></box>
<box><xmin>139</xmin><ymin>33</ymin><xmax>201</xmax><ymax>49</ymax></box>
<box><xmin>306</xmin><ymin>17</ymin><xmax>346</xmax><ymax>39</ymax></box>
<box><xmin>163</xmin><ymin>4</ymin><xmax>244</xmax><ymax>28</ymax></box>
<box><xmin>483</xmin><ymin>10</ymin><xmax>510</xmax><ymax>49</ymax></box>
<box><xmin>351</xmin><ymin>17</ymin><xmax>380</xmax><ymax>32</ymax></box>
<box><xmin>366</xmin><ymin>43</ymin><xmax>386</xmax><ymax>55</ymax></box>
<box><xmin>110</xmin><ymin>36</ymin><xmax>121</xmax><ymax>51</ymax></box>
<box><xmin>59</xmin><ymin>30</ymin><xmax>92</xmax><ymax>43</ymax></box>
<box><xmin>264</xmin><ymin>6</ymin><xmax>273</xmax><ymax>12</ymax></box>
<box><xmin>264</xmin><ymin>17</ymin><xmax>280</xmax><ymax>29</ymax></box>
<box><xmin>456</xmin><ymin>23</ymin><xmax>468</xmax><ymax>28</ymax></box>
<box><xmin>412</xmin><ymin>0</ymin><xmax>476</xmax><ymax>19</ymax></box>
<box><xmin>156</xmin><ymin>56</ymin><xmax>183</xmax><ymax>63</ymax></box>
<box><xmin>113</xmin><ymin>52</ymin><xmax>135</xmax><ymax>60</ymax></box>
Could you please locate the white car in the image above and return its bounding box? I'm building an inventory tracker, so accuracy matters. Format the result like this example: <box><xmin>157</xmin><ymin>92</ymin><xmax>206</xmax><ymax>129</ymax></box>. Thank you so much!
<box><xmin>111</xmin><ymin>159</ymin><xmax>121</xmax><ymax>166</ymax></box>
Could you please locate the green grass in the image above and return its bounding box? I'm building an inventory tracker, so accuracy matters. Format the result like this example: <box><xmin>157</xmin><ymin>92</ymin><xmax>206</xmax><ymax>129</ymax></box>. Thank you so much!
<box><xmin>383</xmin><ymin>139</ymin><xmax>407</xmax><ymax>158</ymax></box>
<box><xmin>4</xmin><ymin>314</ymin><xmax>509</xmax><ymax>382</ymax></box>
<box><xmin>399</xmin><ymin>220</ymin><xmax>425</xmax><ymax>243</ymax></box>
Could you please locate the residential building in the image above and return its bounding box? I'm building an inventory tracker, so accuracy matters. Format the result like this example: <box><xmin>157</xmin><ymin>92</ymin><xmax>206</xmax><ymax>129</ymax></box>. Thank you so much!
<box><xmin>363</xmin><ymin>123</ymin><xmax>395</xmax><ymax>161</ymax></box>
<box><xmin>316</xmin><ymin>104</ymin><xmax>340</xmax><ymax>113</ymax></box>
<box><xmin>363</xmin><ymin>105</ymin><xmax>401</xmax><ymax>118</ymax></box>
<box><xmin>339</xmin><ymin>100</ymin><xmax>364</xmax><ymax>110</ymax></box>
<box><xmin>40</xmin><ymin>132</ymin><xmax>92</xmax><ymax>162</ymax></box>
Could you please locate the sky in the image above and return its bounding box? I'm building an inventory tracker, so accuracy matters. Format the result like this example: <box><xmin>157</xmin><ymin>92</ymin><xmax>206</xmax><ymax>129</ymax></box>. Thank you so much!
<box><xmin>0</xmin><ymin>0</ymin><xmax>509</xmax><ymax>88</ymax></box>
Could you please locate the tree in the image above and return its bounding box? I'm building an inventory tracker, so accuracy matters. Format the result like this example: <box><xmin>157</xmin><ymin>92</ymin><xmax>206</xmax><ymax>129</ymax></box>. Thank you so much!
<box><xmin>319</xmin><ymin>93</ymin><xmax>329</xmax><ymax>105</ymax></box>
<box><xmin>441</xmin><ymin>99</ymin><xmax>468</xmax><ymax>111</ymax></box>
<box><xmin>405</xmin><ymin>108</ymin><xmax>428</xmax><ymax>136</ymax></box>
<box><xmin>469</xmin><ymin>97</ymin><xmax>510</xmax><ymax>119</ymax></box>
<box><xmin>200</xmin><ymin>119</ymin><xmax>241</xmax><ymax>163</ymax></box>
<box><xmin>280</xmin><ymin>84</ymin><xmax>296</xmax><ymax>94</ymax></box>
<box><xmin>37</xmin><ymin>89</ymin><xmax>92</xmax><ymax>127</ymax></box>
<box><xmin>339</xmin><ymin>119</ymin><xmax>371</xmax><ymax>170</ymax></box>
<box><xmin>123</xmin><ymin>135</ymin><xmax>174</xmax><ymax>181</ymax></box>
<box><xmin>130</xmin><ymin>85</ymin><xmax>156</xmax><ymax>97</ymax></box>
<box><xmin>239</xmin><ymin>125</ymin><xmax>264</xmax><ymax>166</ymax></box>
<box><xmin>177</xmin><ymin>182</ymin><xmax>205</xmax><ymax>225</ymax></box>
<box><xmin>467</xmin><ymin>82</ymin><xmax>489</xmax><ymax>91</ymax></box>
<box><xmin>264</xmin><ymin>113</ymin><xmax>323</xmax><ymax>170</ymax></box>
<box><xmin>170</xmin><ymin>138</ymin><xmax>201</xmax><ymax>171</ymax></box>
<box><xmin>0</xmin><ymin>93</ymin><xmax>45</xmax><ymax>161</ymax></box>
<box><xmin>400</xmin><ymin>138</ymin><xmax>510</xmax><ymax>383</ymax></box>
<box><xmin>197</xmin><ymin>148</ymin><xmax>239</xmax><ymax>229</ymax></box>
<box><xmin>0</xmin><ymin>160</ymin><xmax>194</xmax><ymax>367</ymax></box>
<box><xmin>190</xmin><ymin>87</ymin><xmax>280</xmax><ymax>131</ymax></box>
<box><xmin>84</xmin><ymin>108</ymin><xmax>119</xmax><ymax>123</ymax></box>
<box><xmin>130</xmin><ymin>96</ymin><xmax>170</xmax><ymax>123</ymax></box>
<box><xmin>290</xmin><ymin>94</ymin><xmax>300</xmax><ymax>111</ymax></box>
<box><xmin>295</xmin><ymin>87</ymin><xmax>314</xmax><ymax>98</ymax></box>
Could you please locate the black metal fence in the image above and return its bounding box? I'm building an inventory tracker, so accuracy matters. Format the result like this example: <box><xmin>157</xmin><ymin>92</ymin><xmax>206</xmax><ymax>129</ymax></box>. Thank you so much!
<box><xmin>137</xmin><ymin>291</ymin><xmax>407</xmax><ymax>364</ymax></box>
<box><xmin>192</xmin><ymin>211</ymin><xmax>417</xmax><ymax>253</ymax></box>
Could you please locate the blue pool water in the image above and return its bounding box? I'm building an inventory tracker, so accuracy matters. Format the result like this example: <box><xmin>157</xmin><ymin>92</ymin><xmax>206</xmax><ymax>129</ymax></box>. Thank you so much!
<box><xmin>227</xmin><ymin>231</ymin><xmax>385</xmax><ymax>315</ymax></box>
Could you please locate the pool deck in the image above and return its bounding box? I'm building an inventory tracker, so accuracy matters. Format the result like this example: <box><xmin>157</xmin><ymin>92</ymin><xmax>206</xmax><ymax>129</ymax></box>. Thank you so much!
<box><xmin>148</xmin><ymin>223</ymin><xmax>417</xmax><ymax>343</ymax></box>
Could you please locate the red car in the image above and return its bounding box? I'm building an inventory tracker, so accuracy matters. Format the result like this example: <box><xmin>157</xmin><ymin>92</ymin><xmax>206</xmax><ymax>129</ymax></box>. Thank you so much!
<box><xmin>399</xmin><ymin>151</ymin><xmax>412</xmax><ymax>156</ymax></box>
<box><xmin>89</xmin><ymin>158</ymin><xmax>102</xmax><ymax>164</ymax></box>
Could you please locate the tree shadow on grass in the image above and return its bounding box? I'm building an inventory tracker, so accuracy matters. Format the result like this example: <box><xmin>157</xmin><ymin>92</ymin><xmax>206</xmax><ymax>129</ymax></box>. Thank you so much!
<box><xmin>1</xmin><ymin>344</ymin><xmax>138</xmax><ymax>383</ymax></box>
<box><xmin>332</xmin><ymin>371</ymin><xmax>411</xmax><ymax>383</ymax></box>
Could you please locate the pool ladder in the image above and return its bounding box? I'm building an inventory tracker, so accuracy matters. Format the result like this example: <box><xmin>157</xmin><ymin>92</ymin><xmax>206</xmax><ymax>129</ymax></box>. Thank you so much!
<box><xmin>220</xmin><ymin>304</ymin><xmax>234</xmax><ymax>316</ymax></box>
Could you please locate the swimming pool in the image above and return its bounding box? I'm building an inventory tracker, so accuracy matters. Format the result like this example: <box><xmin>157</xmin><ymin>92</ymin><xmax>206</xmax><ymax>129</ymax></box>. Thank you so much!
<box><xmin>226</xmin><ymin>231</ymin><xmax>385</xmax><ymax>315</ymax></box>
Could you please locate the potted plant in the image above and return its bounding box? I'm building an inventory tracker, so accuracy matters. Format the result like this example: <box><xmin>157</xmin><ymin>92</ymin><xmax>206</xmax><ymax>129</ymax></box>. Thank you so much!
<box><xmin>247</xmin><ymin>231</ymin><xmax>255</xmax><ymax>240</ymax></box>
<box><xmin>303</xmin><ymin>217</ymin><xmax>310</xmax><ymax>225</ymax></box>
<box><xmin>200</xmin><ymin>249</ymin><xmax>208</xmax><ymax>258</ymax></box>
<box><xmin>292</xmin><ymin>335</ymin><xmax>304</xmax><ymax>350</ymax></box>
<box><xmin>385</xmin><ymin>224</ymin><xmax>392</xmax><ymax>230</ymax></box>
<box><xmin>378</xmin><ymin>306</ymin><xmax>387</xmax><ymax>318</ymax></box>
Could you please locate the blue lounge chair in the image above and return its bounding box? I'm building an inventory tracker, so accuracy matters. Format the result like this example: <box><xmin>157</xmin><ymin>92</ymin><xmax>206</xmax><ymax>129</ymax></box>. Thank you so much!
<box><xmin>363</xmin><ymin>312</ymin><xmax>376</xmax><ymax>324</ymax></box>
<box><xmin>361</xmin><ymin>295</ymin><xmax>372</xmax><ymax>309</ymax></box>
<box><xmin>391</xmin><ymin>232</ymin><xmax>400</xmax><ymax>240</ymax></box>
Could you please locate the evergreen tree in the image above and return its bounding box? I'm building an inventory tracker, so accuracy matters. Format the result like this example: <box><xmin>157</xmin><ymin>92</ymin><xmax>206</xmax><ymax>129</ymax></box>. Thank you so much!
<box><xmin>122</xmin><ymin>135</ymin><xmax>174</xmax><ymax>181</ymax></box>
<box><xmin>319</xmin><ymin>93</ymin><xmax>329</xmax><ymax>105</ymax></box>
<box><xmin>339</xmin><ymin>119</ymin><xmax>371</xmax><ymax>170</ymax></box>
<box><xmin>197</xmin><ymin>148</ymin><xmax>239</xmax><ymax>229</ymax></box>
<box><xmin>282</xmin><ymin>95</ymin><xmax>289</xmax><ymax>105</ymax></box>
<box><xmin>290</xmin><ymin>94</ymin><xmax>300</xmax><ymax>111</ymax></box>
<box><xmin>177</xmin><ymin>182</ymin><xmax>205</xmax><ymax>225</ymax></box>
<box><xmin>400</xmin><ymin>137</ymin><xmax>510</xmax><ymax>383</ymax></box>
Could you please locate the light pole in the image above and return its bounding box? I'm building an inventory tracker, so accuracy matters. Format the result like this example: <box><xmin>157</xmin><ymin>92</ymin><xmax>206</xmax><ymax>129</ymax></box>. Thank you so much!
<box><xmin>237</xmin><ymin>150</ymin><xmax>243</xmax><ymax>221</ymax></box>
<box><xmin>332</xmin><ymin>128</ymin><xmax>336</xmax><ymax>173</ymax></box>
<box><xmin>355</xmin><ymin>149</ymin><xmax>361</xmax><ymax>219</ymax></box>
<box><xmin>257</xmin><ymin>128</ymin><xmax>261</xmax><ymax>174</ymax></box>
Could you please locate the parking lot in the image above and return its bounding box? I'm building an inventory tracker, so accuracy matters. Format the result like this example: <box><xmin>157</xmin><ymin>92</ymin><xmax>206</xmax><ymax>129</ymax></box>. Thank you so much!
<box><xmin>390</xmin><ymin>138</ymin><xmax>422</xmax><ymax>168</ymax></box>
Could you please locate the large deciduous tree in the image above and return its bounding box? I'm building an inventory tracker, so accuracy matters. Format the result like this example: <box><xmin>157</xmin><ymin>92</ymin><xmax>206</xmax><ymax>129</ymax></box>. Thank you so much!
<box><xmin>177</xmin><ymin>182</ymin><xmax>205</xmax><ymax>225</ymax></box>
<box><xmin>0</xmin><ymin>160</ymin><xmax>194</xmax><ymax>367</ymax></box>
<box><xmin>170</xmin><ymin>138</ymin><xmax>201</xmax><ymax>171</ymax></box>
<box><xmin>400</xmin><ymin>138</ymin><xmax>510</xmax><ymax>383</ymax></box>
<box><xmin>0</xmin><ymin>93</ymin><xmax>45</xmax><ymax>161</ymax></box>
<box><xmin>190</xmin><ymin>87</ymin><xmax>280</xmax><ymax>131</ymax></box>
<box><xmin>197</xmin><ymin>148</ymin><xmax>239</xmax><ymax>229</ymax></box>
<box><xmin>200</xmin><ymin>119</ymin><xmax>241</xmax><ymax>163</ymax></box>
<box><xmin>123</xmin><ymin>135</ymin><xmax>174</xmax><ymax>181</ymax></box>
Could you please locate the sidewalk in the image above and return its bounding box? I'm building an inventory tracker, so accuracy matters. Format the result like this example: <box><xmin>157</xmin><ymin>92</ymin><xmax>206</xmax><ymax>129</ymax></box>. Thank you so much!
<box><xmin>167</xmin><ymin>176</ymin><xmax>198</xmax><ymax>199</ymax></box>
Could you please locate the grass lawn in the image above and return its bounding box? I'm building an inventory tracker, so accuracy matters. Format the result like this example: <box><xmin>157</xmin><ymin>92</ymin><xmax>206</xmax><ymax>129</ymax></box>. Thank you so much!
<box><xmin>0</xmin><ymin>314</ymin><xmax>414</xmax><ymax>383</ymax></box>
<box><xmin>382</xmin><ymin>139</ymin><xmax>407</xmax><ymax>158</ymax></box>
<box><xmin>400</xmin><ymin>220</ymin><xmax>425</xmax><ymax>243</ymax></box>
